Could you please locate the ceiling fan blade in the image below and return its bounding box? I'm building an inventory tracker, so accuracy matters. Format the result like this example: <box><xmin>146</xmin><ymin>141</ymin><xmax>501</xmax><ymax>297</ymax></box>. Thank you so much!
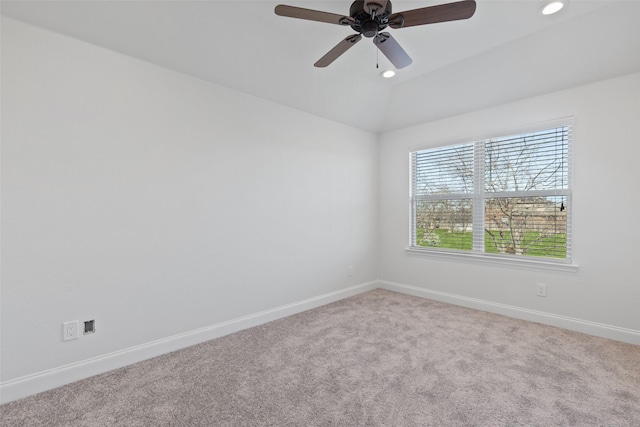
<box><xmin>389</xmin><ymin>0</ymin><xmax>476</xmax><ymax>29</ymax></box>
<box><xmin>275</xmin><ymin>5</ymin><xmax>354</xmax><ymax>26</ymax></box>
<box><xmin>374</xmin><ymin>32</ymin><xmax>412</xmax><ymax>69</ymax></box>
<box><xmin>364</xmin><ymin>0</ymin><xmax>389</xmax><ymax>16</ymax></box>
<box><xmin>314</xmin><ymin>34</ymin><xmax>362</xmax><ymax>68</ymax></box>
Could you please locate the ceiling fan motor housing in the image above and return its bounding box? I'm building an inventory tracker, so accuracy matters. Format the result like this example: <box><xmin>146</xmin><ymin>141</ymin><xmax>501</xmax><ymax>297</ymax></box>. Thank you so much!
<box><xmin>349</xmin><ymin>0</ymin><xmax>393</xmax><ymax>38</ymax></box>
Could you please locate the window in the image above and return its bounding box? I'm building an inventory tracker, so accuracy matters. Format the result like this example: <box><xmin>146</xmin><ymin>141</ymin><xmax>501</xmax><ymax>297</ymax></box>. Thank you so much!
<box><xmin>409</xmin><ymin>120</ymin><xmax>573</xmax><ymax>268</ymax></box>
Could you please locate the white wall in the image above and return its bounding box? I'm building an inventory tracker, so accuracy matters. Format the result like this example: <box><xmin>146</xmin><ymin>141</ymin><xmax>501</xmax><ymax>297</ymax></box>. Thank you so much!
<box><xmin>0</xmin><ymin>17</ymin><xmax>378</xmax><ymax>399</ymax></box>
<box><xmin>379</xmin><ymin>72</ymin><xmax>640</xmax><ymax>341</ymax></box>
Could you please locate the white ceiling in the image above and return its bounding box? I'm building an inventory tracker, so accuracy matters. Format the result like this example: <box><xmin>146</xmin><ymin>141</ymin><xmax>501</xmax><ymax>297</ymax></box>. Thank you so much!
<box><xmin>2</xmin><ymin>0</ymin><xmax>639</xmax><ymax>133</ymax></box>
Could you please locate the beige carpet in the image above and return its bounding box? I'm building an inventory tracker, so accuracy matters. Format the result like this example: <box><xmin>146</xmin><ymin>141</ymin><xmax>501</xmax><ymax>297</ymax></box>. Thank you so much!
<box><xmin>2</xmin><ymin>289</ymin><xmax>639</xmax><ymax>426</ymax></box>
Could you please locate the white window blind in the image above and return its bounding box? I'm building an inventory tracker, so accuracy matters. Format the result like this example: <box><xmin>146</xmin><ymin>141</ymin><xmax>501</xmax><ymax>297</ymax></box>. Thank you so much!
<box><xmin>410</xmin><ymin>122</ymin><xmax>572</xmax><ymax>264</ymax></box>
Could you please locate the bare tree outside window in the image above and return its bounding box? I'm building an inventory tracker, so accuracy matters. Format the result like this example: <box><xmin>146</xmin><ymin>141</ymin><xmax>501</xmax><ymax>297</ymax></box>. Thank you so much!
<box><xmin>484</xmin><ymin>196</ymin><xmax>566</xmax><ymax>257</ymax></box>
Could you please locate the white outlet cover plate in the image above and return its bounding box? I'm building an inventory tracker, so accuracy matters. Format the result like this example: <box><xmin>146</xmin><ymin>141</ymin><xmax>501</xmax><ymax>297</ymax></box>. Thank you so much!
<box><xmin>536</xmin><ymin>283</ymin><xmax>547</xmax><ymax>297</ymax></box>
<box><xmin>63</xmin><ymin>320</ymin><xmax>80</xmax><ymax>341</ymax></box>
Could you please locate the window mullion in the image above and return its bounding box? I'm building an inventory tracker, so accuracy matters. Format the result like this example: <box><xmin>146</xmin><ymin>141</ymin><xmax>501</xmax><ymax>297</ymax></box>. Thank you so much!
<box><xmin>409</xmin><ymin>152</ymin><xmax>417</xmax><ymax>246</ymax></box>
<box><xmin>472</xmin><ymin>140</ymin><xmax>485</xmax><ymax>253</ymax></box>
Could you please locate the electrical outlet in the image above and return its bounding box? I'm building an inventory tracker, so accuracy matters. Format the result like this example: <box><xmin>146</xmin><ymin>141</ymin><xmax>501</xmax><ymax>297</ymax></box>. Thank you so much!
<box><xmin>63</xmin><ymin>320</ymin><xmax>79</xmax><ymax>341</ymax></box>
<box><xmin>348</xmin><ymin>265</ymin><xmax>354</xmax><ymax>276</ymax></box>
<box><xmin>536</xmin><ymin>283</ymin><xmax>547</xmax><ymax>297</ymax></box>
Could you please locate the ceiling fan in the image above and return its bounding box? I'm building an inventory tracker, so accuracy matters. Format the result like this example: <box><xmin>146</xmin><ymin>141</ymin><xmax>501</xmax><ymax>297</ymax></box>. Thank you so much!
<box><xmin>275</xmin><ymin>0</ymin><xmax>476</xmax><ymax>69</ymax></box>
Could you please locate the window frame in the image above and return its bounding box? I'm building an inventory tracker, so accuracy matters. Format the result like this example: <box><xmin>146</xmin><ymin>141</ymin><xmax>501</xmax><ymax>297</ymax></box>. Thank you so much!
<box><xmin>407</xmin><ymin>118</ymin><xmax>578</xmax><ymax>272</ymax></box>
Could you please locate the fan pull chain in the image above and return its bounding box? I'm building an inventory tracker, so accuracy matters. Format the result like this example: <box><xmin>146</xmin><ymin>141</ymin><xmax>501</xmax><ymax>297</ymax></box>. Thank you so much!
<box><xmin>376</xmin><ymin>47</ymin><xmax>379</xmax><ymax>69</ymax></box>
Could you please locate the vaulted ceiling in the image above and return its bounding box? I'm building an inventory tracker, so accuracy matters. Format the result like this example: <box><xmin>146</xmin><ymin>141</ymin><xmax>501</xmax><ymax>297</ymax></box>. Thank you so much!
<box><xmin>2</xmin><ymin>0</ymin><xmax>639</xmax><ymax>132</ymax></box>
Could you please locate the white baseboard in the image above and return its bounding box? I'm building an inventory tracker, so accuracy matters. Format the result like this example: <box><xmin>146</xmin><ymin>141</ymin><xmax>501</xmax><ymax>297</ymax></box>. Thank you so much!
<box><xmin>379</xmin><ymin>280</ymin><xmax>640</xmax><ymax>346</ymax></box>
<box><xmin>0</xmin><ymin>281</ymin><xmax>377</xmax><ymax>404</ymax></box>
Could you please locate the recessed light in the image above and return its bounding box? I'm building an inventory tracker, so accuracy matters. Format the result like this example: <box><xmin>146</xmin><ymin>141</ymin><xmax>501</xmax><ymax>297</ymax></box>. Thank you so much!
<box><xmin>540</xmin><ymin>1</ymin><xmax>564</xmax><ymax>15</ymax></box>
<box><xmin>380</xmin><ymin>70</ymin><xmax>396</xmax><ymax>78</ymax></box>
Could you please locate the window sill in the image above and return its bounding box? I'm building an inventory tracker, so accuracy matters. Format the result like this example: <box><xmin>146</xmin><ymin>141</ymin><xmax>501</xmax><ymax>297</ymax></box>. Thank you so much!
<box><xmin>405</xmin><ymin>247</ymin><xmax>579</xmax><ymax>273</ymax></box>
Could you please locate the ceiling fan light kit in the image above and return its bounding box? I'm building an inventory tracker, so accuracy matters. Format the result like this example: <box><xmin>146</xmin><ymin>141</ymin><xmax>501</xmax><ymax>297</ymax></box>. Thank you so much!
<box><xmin>275</xmin><ymin>0</ymin><xmax>476</xmax><ymax>69</ymax></box>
